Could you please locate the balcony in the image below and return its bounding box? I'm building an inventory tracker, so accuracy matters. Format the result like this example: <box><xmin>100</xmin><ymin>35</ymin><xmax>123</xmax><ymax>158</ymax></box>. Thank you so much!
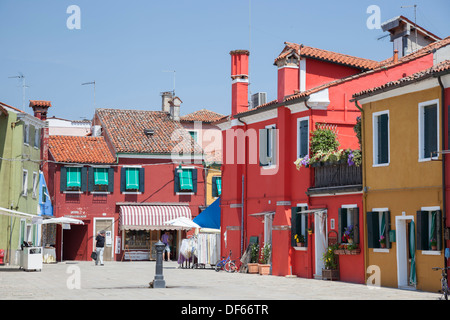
<box><xmin>307</xmin><ymin>162</ymin><xmax>362</xmax><ymax>195</ymax></box>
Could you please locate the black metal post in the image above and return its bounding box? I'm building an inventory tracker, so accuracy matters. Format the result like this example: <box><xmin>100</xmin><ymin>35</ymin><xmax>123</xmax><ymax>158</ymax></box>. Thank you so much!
<box><xmin>152</xmin><ymin>240</ymin><xmax>166</xmax><ymax>288</ymax></box>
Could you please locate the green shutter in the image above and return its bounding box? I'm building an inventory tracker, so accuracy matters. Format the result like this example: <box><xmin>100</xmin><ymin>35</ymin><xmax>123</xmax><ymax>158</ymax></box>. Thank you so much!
<box><xmin>299</xmin><ymin>120</ymin><xmax>309</xmax><ymax>158</ymax></box>
<box><xmin>179</xmin><ymin>169</ymin><xmax>193</xmax><ymax>191</ymax></box>
<box><xmin>259</xmin><ymin>129</ymin><xmax>268</xmax><ymax>166</ymax></box>
<box><xmin>338</xmin><ymin>208</ymin><xmax>347</xmax><ymax>243</ymax></box>
<box><xmin>60</xmin><ymin>167</ymin><xmax>67</xmax><ymax>192</ymax></box>
<box><xmin>424</xmin><ymin>105</ymin><xmax>437</xmax><ymax>158</ymax></box>
<box><xmin>416</xmin><ymin>211</ymin><xmax>429</xmax><ymax>250</ymax></box>
<box><xmin>366</xmin><ymin>212</ymin><xmax>380</xmax><ymax>248</ymax></box>
<box><xmin>291</xmin><ymin>207</ymin><xmax>298</xmax><ymax>247</ymax></box>
<box><xmin>378</xmin><ymin>113</ymin><xmax>389</xmax><ymax>164</ymax></box>
<box><xmin>435</xmin><ymin>210</ymin><xmax>443</xmax><ymax>251</ymax></box>
<box><xmin>352</xmin><ymin>208</ymin><xmax>360</xmax><ymax>244</ymax></box>
<box><xmin>94</xmin><ymin>168</ymin><xmax>109</xmax><ymax>185</ymax></box>
<box><xmin>125</xmin><ymin>168</ymin><xmax>139</xmax><ymax>190</ymax></box>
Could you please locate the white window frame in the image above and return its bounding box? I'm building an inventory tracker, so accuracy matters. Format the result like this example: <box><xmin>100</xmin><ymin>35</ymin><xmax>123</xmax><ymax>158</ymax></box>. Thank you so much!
<box><xmin>418</xmin><ymin>99</ymin><xmax>439</xmax><ymax>162</ymax></box>
<box><xmin>24</xmin><ymin>124</ymin><xmax>30</xmax><ymax>145</ymax></box>
<box><xmin>297</xmin><ymin>116</ymin><xmax>309</xmax><ymax>159</ymax></box>
<box><xmin>32</xmin><ymin>172</ymin><xmax>38</xmax><ymax>198</ymax></box>
<box><xmin>372</xmin><ymin>110</ymin><xmax>390</xmax><ymax>167</ymax></box>
<box><xmin>22</xmin><ymin>169</ymin><xmax>28</xmax><ymax>197</ymax></box>
<box><xmin>420</xmin><ymin>206</ymin><xmax>441</xmax><ymax>256</ymax></box>
<box><xmin>264</xmin><ymin>124</ymin><xmax>276</xmax><ymax>168</ymax></box>
<box><xmin>34</xmin><ymin>128</ymin><xmax>40</xmax><ymax>148</ymax></box>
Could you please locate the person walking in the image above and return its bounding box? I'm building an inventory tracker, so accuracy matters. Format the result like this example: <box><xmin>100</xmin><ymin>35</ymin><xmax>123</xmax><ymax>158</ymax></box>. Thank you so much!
<box><xmin>95</xmin><ymin>230</ymin><xmax>106</xmax><ymax>266</ymax></box>
<box><xmin>161</xmin><ymin>231</ymin><xmax>171</xmax><ymax>261</ymax></box>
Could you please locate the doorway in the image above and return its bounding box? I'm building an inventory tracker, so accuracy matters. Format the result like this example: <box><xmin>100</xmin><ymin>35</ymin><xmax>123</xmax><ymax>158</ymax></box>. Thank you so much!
<box><xmin>396</xmin><ymin>215</ymin><xmax>416</xmax><ymax>289</ymax></box>
<box><xmin>314</xmin><ymin>210</ymin><xmax>328</xmax><ymax>277</ymax></box>
<box><xmin>94</xmin><ymin>218</ymin><xmax>114</xmax><ymax>261</ymax></box>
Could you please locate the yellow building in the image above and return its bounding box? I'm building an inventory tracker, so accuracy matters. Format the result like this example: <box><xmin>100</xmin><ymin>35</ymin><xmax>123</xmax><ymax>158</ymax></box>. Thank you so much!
<box><xmin>353</xmin><ymin>59</ymin><xmax>450</xmax><ymax>293</ymax></box>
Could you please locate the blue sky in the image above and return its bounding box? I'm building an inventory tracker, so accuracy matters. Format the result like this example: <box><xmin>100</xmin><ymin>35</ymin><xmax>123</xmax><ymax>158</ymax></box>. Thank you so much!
<box><xmin>1</xmin><ymin>0</ymin><xmax>449</xmax><ymax>120</ymax></box>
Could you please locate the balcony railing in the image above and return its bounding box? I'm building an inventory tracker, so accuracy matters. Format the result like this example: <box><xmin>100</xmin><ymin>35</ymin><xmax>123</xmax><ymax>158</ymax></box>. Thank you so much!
<box><xmin>307</xmin><ymin>162</ymin><xmax>362</xmax><ymax>195</ymax></box>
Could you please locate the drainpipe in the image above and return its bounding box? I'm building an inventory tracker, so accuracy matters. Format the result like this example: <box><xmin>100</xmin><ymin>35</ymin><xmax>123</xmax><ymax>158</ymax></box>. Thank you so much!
<box><xmin>237</xmin><ymin>117</ymin><xmax>248</xmax><ymax>257</ymax></box>
<box><xmin>437</xmin><ymin>75</ymin><xmax>447</xmax><ymax>270</ymax></box>
<box><xmin>354</xmin><ymin>98</ymin><xmax>368</xmax><ymax>283</ymax></box>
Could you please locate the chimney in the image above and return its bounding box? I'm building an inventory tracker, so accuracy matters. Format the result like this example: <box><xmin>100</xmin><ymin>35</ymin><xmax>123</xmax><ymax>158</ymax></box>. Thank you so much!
<box><xmin>161</xmin><ymin>91</ymin><xmax>173</xmax><ymax>113</ymax></box>
<box><xmin>230</xmin><ymin>50</ymin><xmax>249</xmax><ymax>116</ymax></box>
<box><xmin>169</xmin><ymin>96</ymin><xmax>182</xmax><ymax>121</ymax></box>
<box><xmin>29</xmin><ymin>100</ymin><xmax>51</xmax><ymax>121</ymax></box>
<box><xmin>276</xmin><ymin>51</ymin><xmax>299</xmax><ymax>102</ymax></box>
<box><xmin>393</xmin><ymin>49</ymin><xmax>399</xmax><ymax>63</ymax></box>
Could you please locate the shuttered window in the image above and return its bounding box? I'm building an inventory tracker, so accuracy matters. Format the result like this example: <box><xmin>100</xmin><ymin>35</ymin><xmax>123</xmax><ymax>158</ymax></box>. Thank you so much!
<box><xmin>291</xmin><ymin>206</ymin><xmax>308</xmax><ymax>247</ymax></box>
<box><xmin>174</xmin><ymin>167</ymin><xmax>198</xmax><ymax>194</ymax></box>
<box><xmin>67</xmin><ymin>167</ymin><xmax>81</xmax><ymax>188</ymax></box>
<box><xmin>259</xmin><ymin>126</ymin><xmax>277</xmax><ymax>166</ymax></box>
<box><xmin>120</xmin><ymin>167</ymin><xmax>144</xmax><ymax>193</ymax></box>
<box><xmin>366</xmin><ymin>211</ymin><xmax>391</xmax><ymax>248</ymax></box>
<box><xmin>373</xmin><ymin>112</ymin><xmax>389</xmax><ymax>165</ymax></box>
<box><xmin>338</xmin><ymin>207</ymin><xmax>360</xmax><ymax>244</ymax></box>
<box><xmin>94</xmin><ymin>168</ymin><xmax>109</xmax><ymax>185</ymax></box>
<box><xmin>298</xmin><ymin>119</ymin><xmax>309</xmax><ymax>158</ymax></box>
<box><xmin>423</xmin><ymin>104</ymin><xmax>438</xmax><ymax>159</ymax></box>
<box><xmin>89</xmin><ymin>167</ymin><xmax>114</xmax><ymax>192</ymax></box>
<box><xmin>212</xmin><ymin>176</ymin><xmax>221</xmax><ymax>197</ymax></box>
<box><xmin>416</xmin><ymin>210</ymin><xmax>442</xmax><ymax>251</ymax></box>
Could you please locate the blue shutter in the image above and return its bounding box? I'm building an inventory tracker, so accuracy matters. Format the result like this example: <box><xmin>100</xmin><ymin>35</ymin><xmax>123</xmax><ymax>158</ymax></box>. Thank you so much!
<box><xmin>192</xmin><ymin>169</ymin><xmax>198</xmax><ymax>194</ymax></box>
<box><xmin>120</xmin><ymin>167</ymin><xmax>126</xmax><ymax>193</ymax></box>
<box><xmin>139</xmin><ymin>168</ymin><xmax>145</xmax><ymax>193</ymax></box>
<box><xmin>108</xmin><ymin>168</ymin><xmax>114</xmax><ymax>193</ymax></box>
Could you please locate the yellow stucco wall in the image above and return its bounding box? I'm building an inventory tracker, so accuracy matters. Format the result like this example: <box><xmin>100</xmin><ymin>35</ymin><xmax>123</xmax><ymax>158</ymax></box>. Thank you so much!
<box><xmin>362</xmin><ymin>86</ymin><xmax>444</xmax><ymax>293</ymax></box>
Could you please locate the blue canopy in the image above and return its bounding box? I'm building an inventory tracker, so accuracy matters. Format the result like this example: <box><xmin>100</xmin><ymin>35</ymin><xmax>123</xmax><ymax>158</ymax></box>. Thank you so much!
<box><xmin>193</xmin><ymin>197</ymin><xmax>220</xmax><ymax>229</ymax></box>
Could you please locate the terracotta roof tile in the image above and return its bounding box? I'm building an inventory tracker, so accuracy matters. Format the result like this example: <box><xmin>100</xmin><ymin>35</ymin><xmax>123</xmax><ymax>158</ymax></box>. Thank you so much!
<box><xmin>180</xmin><ymin>109</ymin><xmax>225</xmax><ymax>123</ymax></box>
<box><xmin>49</xmin><ymin>135</ymin><xmax>116</xmax><ymax>164</ymax></box>
<box><xmin>275</xmin><ymin>42</ymin><xmax>381</xmax><ymax>70</ymax></box>
<box><xmin>96</xmin><ymin>108</ymin><xmax>202</xmax><ymax>155</ymax></box>
<box><xmin>352</xmin><ymin>59</ymin><xmax>450</xmax><ymax>99</ymax></box>
<box><xmin>29</xmin><ymin>100</ymin><xmax>51</xmax><ymax>108</ymax></box>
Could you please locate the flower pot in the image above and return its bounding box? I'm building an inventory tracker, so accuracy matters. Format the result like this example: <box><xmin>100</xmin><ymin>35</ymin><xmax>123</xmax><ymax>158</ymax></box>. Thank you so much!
<box><xmin>347</xmin><ymin>238</ymin><xmax>353</xmax><ymax>244</ymax></box>
<box><xmin>247</xmin><ymin>263</ymin><xmax>259</xmax><ymax>274</ymax></box>
<box><xmin>296</xmin><ymin>242</ymin><xmax>304</xmax><ymax>247</ymax></box>
<box><xmin>380</xmin><ymin>243</ymin><xmax>386</xmax><ymax>248</ymax></box>
<box><xmin>431</xmin><ymin>245</ymin><xmax>437</xmax><ymax>251</ymax></box>
<box><xmin>258</xmin><ymin>264</ymin><xmax>270</xmax><ymax>275</ymax></box>
<box><xmin>322</xmin><ymin>268</ymin><xmax>339</xmax><ymax>281</ymax></box>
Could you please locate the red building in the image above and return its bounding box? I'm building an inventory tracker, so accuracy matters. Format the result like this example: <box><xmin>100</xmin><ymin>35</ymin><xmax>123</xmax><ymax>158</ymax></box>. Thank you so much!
<box><xmin>218</xmin><ymin>36</ymin><xmax>443</xmax><ymax>283</ymax></box>
<box><xmin>45</xmin><ymin>97</ymin><xmax>206</xmax><ymax>262</ymax></box>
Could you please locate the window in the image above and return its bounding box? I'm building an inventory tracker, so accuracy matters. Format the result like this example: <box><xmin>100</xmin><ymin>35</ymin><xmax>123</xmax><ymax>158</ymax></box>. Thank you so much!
<box><xmin>212</xmin><ymin>176</ymin><xmax>221</xmax><ymax>197</ymax></box>
<box><xmin>174</xmin><ymin>167</ymin><xmax>197</xmax><ymax>194</ymax></box>
<box><xmin>366</xmin><ymin>210</ymin><xmax>391</xmax><ymax>249</ymax></box>
<box><xmin>22</xmin><ymin>170</ymin><xmax>28</xmax><ymax>196</ymax></box>
<box><xmin>32</xmin><ymin>172</ymin><xmax>38</xmax><ymax>198</ymax></box>
<box><xmin>259</xmin><ymin>125</ymin><xmax>277</xmax><ymax>166</ymax></box>
<box><xmin>338</xmin><ymin>207</ymin><xmax>360</xmax><ymax>244</ymax></box>
<box><xmin>34</xmin><ymin>128</ymin><xmax>40</xmax><ymax>148</ymax></box>
<box><xmin>60</xmin><ymin>166</ymin><xmax>87</xmax><ymax>192</ymax></box>
<box><xmin>89</xmin><ymin>167</ymin><xmax>114</xmax><ymax>192</ymax></box>
<box><xmin>291</xmin><ymin>206</ymin><xmax>308</xmax><ymax>247</ymax></box>
<box><xmin>419</xmin><ymin>100</ymin><xmax>439</xmax><ymax>161</ymax></box>
<box><xmin>120</xmin><ymin>167</ymin><xmax>144</xmax><ymax>193</ymax></box>
<box><xmin>373</xmin><ymin>111</ymin><xmax>389</xmax><ymax>166</ymax></box>
<box><xmin>189</xmin><ymin>130</ymin><xmax>198</xmax><ymax>143</ymax></box>
<box><xmin>23</xmin><ymin>124</ymin><xmax>29</xmax><ymax>145</ymax></box>
<box><xmin>297</xmin><ymin>118</ymin><xmax>309</xmax><ymax>159</ymax></box>
<box><xmin>417</xmin><ymin>208</ymin><xmax>442</xmax><ymax>251</ymax></box>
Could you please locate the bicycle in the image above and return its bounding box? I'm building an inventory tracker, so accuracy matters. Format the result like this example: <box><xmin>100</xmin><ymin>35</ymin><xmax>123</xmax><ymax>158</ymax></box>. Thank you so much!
<box><xmin>432</xmin><ymin>266</ymin><xmax>450</xmax><ymax>300</ymax></box>
<box><xmin>214</xmin><ymin>250</ymin><xmax>237</xmax><ymax>273</ymax></box>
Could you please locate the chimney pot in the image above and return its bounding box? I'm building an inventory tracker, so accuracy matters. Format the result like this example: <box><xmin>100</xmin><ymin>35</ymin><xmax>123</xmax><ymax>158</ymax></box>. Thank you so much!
<box><xmin>393</xmin><ymin>49</ymin><xmax>399</xmax><ymax>63</ymax></box>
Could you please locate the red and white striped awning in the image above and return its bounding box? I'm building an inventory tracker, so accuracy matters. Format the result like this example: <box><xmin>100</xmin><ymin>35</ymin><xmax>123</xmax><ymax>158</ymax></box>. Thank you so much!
<box><xmin>119</xmin><ymin>205</ymin><xmax>192</xmax><ymax>230</ymax></box>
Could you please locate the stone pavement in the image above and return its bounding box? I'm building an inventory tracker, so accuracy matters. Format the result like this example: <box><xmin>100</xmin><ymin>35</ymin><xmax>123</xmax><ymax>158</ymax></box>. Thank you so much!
<box><xmin>0</xmin><ymin>260</ymin><xmax>442</xmax><ymax>301</ymax></box>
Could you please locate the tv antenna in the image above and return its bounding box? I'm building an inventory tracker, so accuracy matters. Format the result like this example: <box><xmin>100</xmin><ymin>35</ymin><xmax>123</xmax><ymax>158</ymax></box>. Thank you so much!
<box><xmin>8</xmin><ymin>72</ymin><xmax>28</xmax><ymax>109</ymax></box>
<box><xmin>401</xmin><ymin>4</ymin><xmax>418</xmax><ymax>52</ymax></box>
<box><xmin>81</xmin><ymin>81</ymin><xmax>96</xmax><ymax>109</ymax></box>
<box><xmin>162</xmin><ymin>70</ymin><xmax>176</xmax><ymax>96</ymax></box>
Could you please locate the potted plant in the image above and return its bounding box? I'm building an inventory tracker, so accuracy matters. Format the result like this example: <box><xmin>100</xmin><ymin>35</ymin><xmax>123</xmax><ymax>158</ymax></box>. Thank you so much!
<box><xmin>430</xmin><ymin>238</ymin><xmax>437</xmax><ymax>250</ymax></box>
<box><xmin>247</xmin><ymin>243</ymin><xmax>259</xmax><ymax>274</ymax></box>
<box><xmin>379</xmin><ymin>235</ymin><xmax>386</xmax><ymax>248</ymax></box>
<box><xmin>294</xmin><ymin>234</ymin><xmax>305</xmax><ymax>247</ymax></box>
<box><xmin>342</xmin><ymin>225</ymin><xmax>354</xmax><ymax>244</ymax></box>
<box><xmin>322</xmin><ymin>244</ymin><xmax>339</xmax><ymax>280</ymax></box>
<box><xmin>258</xmin><ymin>243</ymin><xmax>271</xmax><ymax>275</ymax></box>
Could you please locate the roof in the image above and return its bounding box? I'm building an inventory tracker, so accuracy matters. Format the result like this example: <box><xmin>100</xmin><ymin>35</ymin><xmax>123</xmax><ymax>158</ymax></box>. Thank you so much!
<box><xmin>180</xmin><ymin>109</ymin><xmax>225</xmax><ymax>123</ymax></box>
<box><xmin>274</xmin><ymin>42</ymin><xmax>381</xmax><ymax>70</ymax></box>
<box><xmin>352</xmin><ymin>59</ymin><xmax>450</xmax><ymax>100</ymax></box>
<box><xmin>49</xmin><ymin>135</ymin><xmax>116</xmax><ymax>164</ymax></box>
<box><xmin>96</xmin><ymin>108</ymin><xmax>202</xmax><ymax>155</ymax></box>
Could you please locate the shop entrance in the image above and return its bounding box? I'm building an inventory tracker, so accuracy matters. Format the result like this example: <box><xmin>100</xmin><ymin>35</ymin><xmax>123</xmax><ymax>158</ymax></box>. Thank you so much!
<box><xmin>94</xmin><ymin>218</ymin><xmax>114</xmax><ymax>261</ymax></box>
